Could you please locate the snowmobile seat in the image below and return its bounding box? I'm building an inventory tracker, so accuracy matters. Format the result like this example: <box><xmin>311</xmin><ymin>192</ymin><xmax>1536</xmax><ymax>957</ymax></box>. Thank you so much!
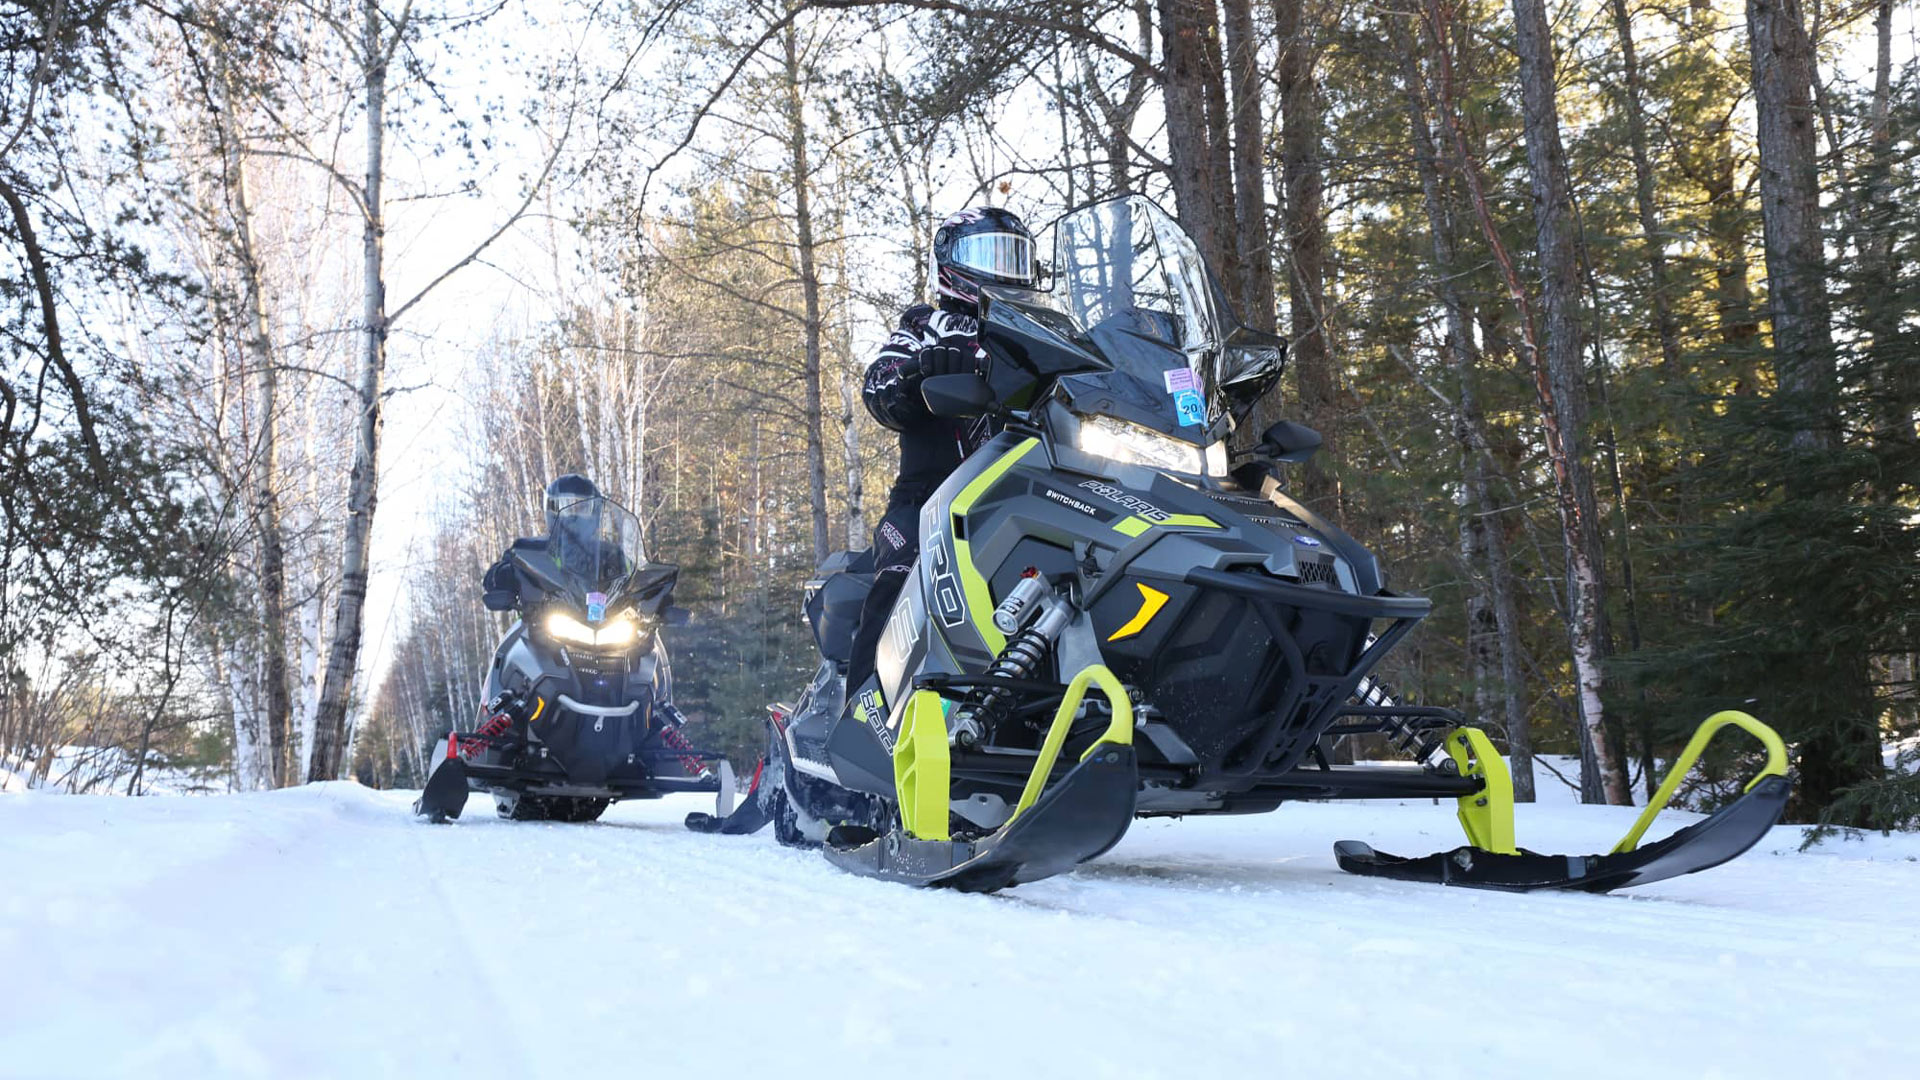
<box><xmin>805</xmin><ymin>550</ymin><xmax>876</xmax><ymax>665</ymax></box>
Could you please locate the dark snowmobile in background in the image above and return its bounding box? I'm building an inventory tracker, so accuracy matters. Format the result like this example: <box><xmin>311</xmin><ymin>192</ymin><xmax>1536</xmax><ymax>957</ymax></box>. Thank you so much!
<box><xmin>694</xmin><ymin>195</ymin><xmax>1790</xmax><ymax>893</ymax></box>
<box><xmin>414</xmin><ymin>497</ymin><xmax>733</xmax><ymax>824</ymax></box>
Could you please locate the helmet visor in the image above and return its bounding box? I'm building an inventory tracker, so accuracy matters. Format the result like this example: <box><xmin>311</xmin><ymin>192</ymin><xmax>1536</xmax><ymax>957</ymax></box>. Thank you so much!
<box><xmin>548</xmin><ymin>492</ymin><xmax>596</xmax><ymax>518</ymax></box>
<box><xmin>948</xmin><ymin>232</ymin><xmax>1034</xmax><ymax>285</ymax></box>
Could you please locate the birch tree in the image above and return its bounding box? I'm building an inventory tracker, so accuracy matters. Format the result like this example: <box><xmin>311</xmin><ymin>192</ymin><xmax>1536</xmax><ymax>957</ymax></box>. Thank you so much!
<box><xmin>305</xmin><ymin>0</ymin><xmax>574</xmax><ymax>780</ymax></box>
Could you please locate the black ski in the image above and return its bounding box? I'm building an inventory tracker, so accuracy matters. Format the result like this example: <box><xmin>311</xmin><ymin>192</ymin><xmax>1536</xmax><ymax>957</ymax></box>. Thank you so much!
<box><xmin>823</xmin><ymin>743</ymin><xmax>1138</xmax><ymax>892</ymax></box>
<box><xmin>1334</xmin><ymin>775</ymin><xmax>1791</xmax><ymax>893</ymax></box>
<box><xmin>413</xmin><ymin>750</ymin><xmax>472</xmax><ymax>823</ymax></box>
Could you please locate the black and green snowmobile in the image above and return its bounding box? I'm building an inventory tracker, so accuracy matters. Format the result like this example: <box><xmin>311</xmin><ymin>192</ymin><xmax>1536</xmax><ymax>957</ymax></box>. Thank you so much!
<box><xmin>691</xmin><ymin>195</ymin><xmax>1791</xmax><ymax>893</ymax></box>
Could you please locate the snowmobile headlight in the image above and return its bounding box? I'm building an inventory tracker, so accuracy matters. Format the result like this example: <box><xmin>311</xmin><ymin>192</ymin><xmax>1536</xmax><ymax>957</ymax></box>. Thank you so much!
<box><xmin>1076</xmin><ymin>415</ymin><xmax>1226</xmax><ymax>477</ymax></box>
<box><xmin>594</xmin><ymin>613</ymin><xmax>639</xmax><ymax>648</ymax></box>
<box><xmin>544</xmin><ymin>611</ymin><xmax>639</xmax><ymax>648</ymax></box>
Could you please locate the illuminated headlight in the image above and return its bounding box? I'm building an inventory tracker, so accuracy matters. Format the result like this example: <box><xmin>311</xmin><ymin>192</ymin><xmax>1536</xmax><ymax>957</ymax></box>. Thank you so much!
<box><xmin>545</xmin><ymin>611</ymin><xmax>640</xmax><ymax>648</ymax></box>
<box><xmin>1075</xmin><ymin>415</ymin><xmax>1228</xmax><ymax>477</ymax></box>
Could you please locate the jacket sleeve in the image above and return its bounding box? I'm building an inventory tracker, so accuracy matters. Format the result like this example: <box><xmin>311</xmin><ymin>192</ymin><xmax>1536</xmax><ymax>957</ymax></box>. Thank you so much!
<box><xmin>862</xmin><ymin>304</ymin><xmax>935</xmax><ymax>432</ymax></box>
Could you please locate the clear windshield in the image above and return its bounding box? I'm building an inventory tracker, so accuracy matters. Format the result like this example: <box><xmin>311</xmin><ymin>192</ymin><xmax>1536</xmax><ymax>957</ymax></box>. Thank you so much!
<box><xmin>546</xmin><ymin>496</ymin><xmax>645</xmax><ymax>600</ymax></box>
<box><xmin>1050</xmin><ymin>197</ymin><xmax>1222</xmax><ymax>426</ymax></box>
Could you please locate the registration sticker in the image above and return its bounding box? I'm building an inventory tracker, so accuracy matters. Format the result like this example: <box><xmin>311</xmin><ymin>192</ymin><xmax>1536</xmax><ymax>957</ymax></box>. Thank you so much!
<box><xmin>1173</xmin><ymin>389</ymin><xmax>1206</xmax><ymax>427</ymax></box>
<box><xmin>1163</xmin><ymin>367</ymin><xmax>1198</xmax><ymax>393</ymax></box>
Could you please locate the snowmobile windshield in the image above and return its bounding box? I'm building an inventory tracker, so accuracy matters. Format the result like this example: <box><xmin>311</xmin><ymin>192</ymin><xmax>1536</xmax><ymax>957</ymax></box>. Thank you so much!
<box><xmin>546</xmin><ymin>496</ymin><xmax>645</xmax><ymax>601</ymax></box>
<box><xmin>1045</xmin><ymin>197</ymin><xmax>1225</xmax><ymax>434</ymax></box>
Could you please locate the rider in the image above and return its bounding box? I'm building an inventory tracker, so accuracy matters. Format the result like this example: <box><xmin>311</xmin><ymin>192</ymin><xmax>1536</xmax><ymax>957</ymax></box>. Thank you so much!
<box><xmin>844</xmin><ymin>207</ymin><xmax>1038</xmax><ymax>694</ymax></box>
<box><xmin>483</xmin><ymin>473</ymin><xmax>627</xmax><ymax>603</ymax></box>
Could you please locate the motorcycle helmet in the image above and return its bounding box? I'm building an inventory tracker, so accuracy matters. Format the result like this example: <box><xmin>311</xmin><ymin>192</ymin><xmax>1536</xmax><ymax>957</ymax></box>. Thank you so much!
<box><xmin>544</xmin><ymin>474</ymin><xmax>601</xmax><ymax>550</ymax></box>
<box><xmin>930</xmin><ymin>206</ymin><xmax>1036</xmax><ymax>306</ymax></box>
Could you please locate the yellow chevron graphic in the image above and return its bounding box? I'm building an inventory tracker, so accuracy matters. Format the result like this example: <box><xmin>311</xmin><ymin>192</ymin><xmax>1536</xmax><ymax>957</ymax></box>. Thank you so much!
<box><xmin>1107</xmin><ymin>583</ymin><xmax>1170</xmax><ymax>642</ymax></box>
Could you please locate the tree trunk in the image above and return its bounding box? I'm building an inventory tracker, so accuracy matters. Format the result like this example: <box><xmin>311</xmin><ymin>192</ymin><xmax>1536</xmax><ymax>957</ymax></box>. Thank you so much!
<box><xmin>1746</xmin><ymin>0</ymin><xmax>1876</xmax><ymax>811</ymax></box>
<box><xmin>840</xmin><ymin>364</ymin><xmax>865</xmax><ymax>549</ymax></box>
<box><xmin>1397</xmin><ymin>31</ymin><xmax>1534</xmax><ymax>799</ymax></box>
<box><xmin>1508</xmin><ymin>0</ymin><xmax>1626</xmax><ymax>804</ymax></box>
<box><xmin>1156</xmin><ymin>0</ymin><xmax>1235</xmax><ymax>287</ymax></box>
<box><xmin>1272</xmin><ymin>0</ymin><xmax>1337</xmax><ymax>516</ymax></box>
<box><xmin>1691</xmin><ymin>115</ymin><xmax>1761</xmax><ymax>350</ymax></box>
<box><xmin>309</xmin><ymin>2</ymin><xmax>390</xmax><ymax>782</ymax></box>
<box><xmin>831</xmin><ymin>222</ymin><xmax>866</xmax><ymax>551</ymax></box>
<box><xmin>1746</xmin><ymin>0</ymin><xmax>1838</xmax><ymax>451</ymax></box>
<box><xmin>1861</xmin><ymin>0</ymin><xmax>1910</xmax><ymax>449</ymax></box>
<box><xmin>783</xmin><ymin>20</ymin><xmax>830</xmax><ymax>565</ymax></box>
<box><xmin>1605</xmin><ymin>0</ymin><xmax>1683</xmax><ymax>378</ymax></box>
<box><xmin>218</xmin><ymin>59</ymin><xmax>294</xmax><ymax>788</ymax></box>
<box><xmin>1218</xmin><ymin>0</ymin><xmax>1274</xmax><ymax>329</ymax></box>
<box><xmin>1431</xmin><ymin>0</ymin><xmax>1626</xmax><ymax>804</ymax></box>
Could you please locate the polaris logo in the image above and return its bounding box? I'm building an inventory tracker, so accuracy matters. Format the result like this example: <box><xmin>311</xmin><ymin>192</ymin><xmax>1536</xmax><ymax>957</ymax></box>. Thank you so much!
<box><xmin>1078</xmin><ymin>480</ymin><xmax>1170</xmax><ymax>523</ymax></box>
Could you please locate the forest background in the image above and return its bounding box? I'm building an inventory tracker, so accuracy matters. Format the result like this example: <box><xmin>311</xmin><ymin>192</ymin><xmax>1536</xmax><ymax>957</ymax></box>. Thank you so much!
<box><xmin>3</xmin><ymin>0</ymin><xmax>1915</xmax><ymax>826</ymax></box>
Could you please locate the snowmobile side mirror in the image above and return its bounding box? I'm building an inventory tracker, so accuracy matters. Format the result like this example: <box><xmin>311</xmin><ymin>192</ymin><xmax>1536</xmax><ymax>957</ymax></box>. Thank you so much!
<box><xmin>922</xmin><ymin>373</ymin><xmax>996</xmax><ymax>419</ymax></box>
<box><xmin>663</xmin><ymin>605</ymin><xmax>691</xmax><ymax>627</ymax></box>
<box><xmin>483</xmin><ymin>588</ymin><xmax>518</xmax><ymax>612</ymax></box>
<box><xmin>1258</xmin><ymin>420</ymin><xmax>1322</xmax><ymax>464</ymax></box>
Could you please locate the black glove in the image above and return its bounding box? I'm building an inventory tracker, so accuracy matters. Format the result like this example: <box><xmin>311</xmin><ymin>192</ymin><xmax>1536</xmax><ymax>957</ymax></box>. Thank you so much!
<box><xmin>915</xmin><ymin>340</ymin><xmax>977</xmax><ymax>379</ymax></box>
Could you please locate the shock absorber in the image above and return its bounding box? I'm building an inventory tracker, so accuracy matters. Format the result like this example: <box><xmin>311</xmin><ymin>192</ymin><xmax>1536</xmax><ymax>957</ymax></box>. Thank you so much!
<box><xmin>951</xmin><ymin>572</ymin><xmax>1071</xmax><ymax>748</ymax></box>
<box><xmin>1354</xmin><ymin>673</ymin><xmax>1448</xmax><ymax>766</ymax></box>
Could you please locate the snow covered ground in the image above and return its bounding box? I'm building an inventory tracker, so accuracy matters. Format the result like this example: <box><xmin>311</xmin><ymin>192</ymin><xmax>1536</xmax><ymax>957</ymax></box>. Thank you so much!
<box><xmin>5</xmin><ymin>779</ymin><xmax>1916</xmax><ymax>1079</ymax></box>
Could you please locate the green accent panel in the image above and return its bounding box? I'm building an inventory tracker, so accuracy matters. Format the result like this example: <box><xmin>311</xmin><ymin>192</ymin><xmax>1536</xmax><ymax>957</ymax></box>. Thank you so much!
<box><xmin>1612</xmin><ymin>710</ymin><xmax>1788</xmax><ymax>854</ymax></box>
<box><xmin>894</xmin><ymin>690</ymin><xmax>953</xmax><ymax>841</ymax></box>
<box><xmin>1446</xmin><ymin>728</ymin><xmax>1517</xmax><ymax>854</ymax></box>
<box><xmin>1111</xmin><ymin>513</ymin><xmax>1217</xmax><ymax>538</ymax></box>
<box><xmin>1009</xmin><ymin>664</ymin><xmax>1135</xmax><ymax>826</ymax></box>
<box><xmin>949</xmin><ymin>438</ymin><xmax>1038</xmax><ymax>654</ymax></box>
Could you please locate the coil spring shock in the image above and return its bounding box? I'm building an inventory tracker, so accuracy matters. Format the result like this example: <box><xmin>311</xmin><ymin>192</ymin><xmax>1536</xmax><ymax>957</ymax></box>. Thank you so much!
<box><xmin>1354</xmin><ymin>674</ymin><xmax>1449</xmax><ymax>766</ymax></box>
<box><xmin>952</xmin><ymin>625</ymin><xmax>1055</xmax><ymax>747</ymax></box>
<box><xmin>951</xmin><ymin>574</ymin><xmax>1072</xmax><ymax>748</ymax></box>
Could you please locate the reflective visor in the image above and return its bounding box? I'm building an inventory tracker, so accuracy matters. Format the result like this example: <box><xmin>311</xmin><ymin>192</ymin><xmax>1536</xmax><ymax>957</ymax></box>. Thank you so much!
<box><xmin>948</xmin><ymin>232</ymin><xmax>1034</xmax><ymax>284</ymax></box>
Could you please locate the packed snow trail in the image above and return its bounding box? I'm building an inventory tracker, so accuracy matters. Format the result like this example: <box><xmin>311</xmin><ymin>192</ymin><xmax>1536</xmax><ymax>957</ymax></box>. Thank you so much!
<box><xmin>4</xmin><ymin>783</ymin><xmax>1915</xmax><ymax>1078</ymax></box>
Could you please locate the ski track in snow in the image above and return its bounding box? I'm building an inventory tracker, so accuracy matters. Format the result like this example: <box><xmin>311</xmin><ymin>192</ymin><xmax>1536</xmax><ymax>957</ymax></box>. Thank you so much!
<box><xmin>3</xmin><ymin>783</ymin><xmax>1916</xmax><ymax>1078</ymax></box>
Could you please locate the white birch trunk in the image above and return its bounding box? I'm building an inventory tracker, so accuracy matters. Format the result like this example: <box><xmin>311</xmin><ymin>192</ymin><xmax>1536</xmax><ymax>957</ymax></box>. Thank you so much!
<box><xmin>308</xmin><ymin>0</ymin><xmax>391</xmax><ymax>782</ymax></box>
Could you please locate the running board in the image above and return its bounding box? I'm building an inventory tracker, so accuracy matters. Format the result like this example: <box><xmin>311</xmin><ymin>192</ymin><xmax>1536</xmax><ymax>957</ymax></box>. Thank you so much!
<box><xmin>1336</xmin><ymin>711</ymin><xmax>1792</xmax><ymax>893</ymax></box>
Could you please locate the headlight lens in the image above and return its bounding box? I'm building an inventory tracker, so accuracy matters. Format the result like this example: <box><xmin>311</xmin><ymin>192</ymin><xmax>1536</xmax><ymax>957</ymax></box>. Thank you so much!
<box><xmin>1075</xmin><ymin>415</ymin><xmax>1227</xmax><ymax>477</ymax></box>
<box><xmin>595</xmin><ymin>614</ymin><xmax>639</xmax><ymax>647</ymax></box>
<box><xmin>545</xmin><ymin>611</ymin><xmax>640</xmax><ymax>648</ymax></box>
